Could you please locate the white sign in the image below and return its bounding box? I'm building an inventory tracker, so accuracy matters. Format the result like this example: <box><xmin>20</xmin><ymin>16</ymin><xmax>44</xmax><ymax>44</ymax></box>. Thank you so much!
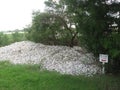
<box><xmin>99</xmin><ymin>54</ymin><xmax>108</xmax><ymax>63</ymax></box>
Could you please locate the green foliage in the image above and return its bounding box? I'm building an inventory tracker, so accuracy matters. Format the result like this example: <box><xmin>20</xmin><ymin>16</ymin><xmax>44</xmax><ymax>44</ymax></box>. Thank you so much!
<box><xmin>0</xmin><ymin>61</ymin><xmax>120</xmax><ymax>90</ymax></box>
<box><xmin>0</xmin><ymin>32</ymin><xmax>11</xmax><ymax>46</ymax></box>
<box><xmin>0</xmin><ymin>31</ymin><xmax>26</xmax><ymax>47</ymax></box>
<box><xmin>26</xmin><ymin>11</ymin><xmax>78</xmax><ymax>46</ymax></box>
<box><xmin>12</xmin><ymin>31</ymin><xmax>26</xmax><ymax>42</ymax></box>
<box><xmin>26</xmin><ymin>12</ymin><xmax>57</xmax><ymax>44</ymax></box>
<box><xmin>65</xmin><ymin>0</ymin><xmax>120</xmax><ymax>73</ymax></box>
<box><xmin>26</xmin><ymin>0</ymin><xmax>80</xmax><ymax>47</ymax></box>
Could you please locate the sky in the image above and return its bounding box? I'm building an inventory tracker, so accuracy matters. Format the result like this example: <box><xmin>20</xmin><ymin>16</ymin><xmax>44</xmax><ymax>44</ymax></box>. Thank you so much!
<box><xmin>0</xmin><ymin>0</ymin><xmax>46</xmax><ymax>31</ymax></box>
<box><xmin>0</xmin><ymin>0</ymin><xmax>119</xmax><ymax>31</ymax></box>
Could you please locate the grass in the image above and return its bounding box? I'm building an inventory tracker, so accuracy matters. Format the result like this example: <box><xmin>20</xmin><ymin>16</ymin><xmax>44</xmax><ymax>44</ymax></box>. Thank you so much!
<box><xmin>0</xmin><ymin>61</ymin><xmax>120</xmax><ymax>90</ymax></box>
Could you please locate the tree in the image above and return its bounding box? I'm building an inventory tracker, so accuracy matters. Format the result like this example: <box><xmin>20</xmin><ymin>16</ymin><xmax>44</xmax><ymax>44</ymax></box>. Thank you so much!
<box><xmin>0</xmin><ymin>32</ymin><xmax>10</xmax><ymax>46</ymax></box>
<box><xmin>65</xmin><ymin>0</ymin><xmax>120</xmax><ymax>73</ymax></box>
<box><xmin>27</xmin><ymin>0</ymin><xmax>80</xmax><ymax>46</ymax></box>
<box><xmin>26</xmin><ymin>11</ymin><xmax>59</xmax><ymax>44</ymax></box>
<box><xmin>44</xmin><ymin>0</ymin><xmax>79</xmax><ymax>46</ymax></box>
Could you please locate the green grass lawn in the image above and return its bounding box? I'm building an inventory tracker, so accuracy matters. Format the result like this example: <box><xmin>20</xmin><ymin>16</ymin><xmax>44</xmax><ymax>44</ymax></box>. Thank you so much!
<box><xmin>0</xmin><ymin>61</ymin><xmax>120</xmax><ymax>90</ymax></box>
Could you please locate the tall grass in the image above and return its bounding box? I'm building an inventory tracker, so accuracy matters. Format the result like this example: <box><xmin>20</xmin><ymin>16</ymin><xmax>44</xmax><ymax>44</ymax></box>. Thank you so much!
<box><xmin>0</xmin><ymin>61</ymin><xmax>120</xmax><ymax>90</ymax></box>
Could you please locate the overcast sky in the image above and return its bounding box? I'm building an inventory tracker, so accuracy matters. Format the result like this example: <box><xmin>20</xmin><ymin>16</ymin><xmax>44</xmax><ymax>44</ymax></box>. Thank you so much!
<box><xmin>0</xmin><ymin>0</ymin><xmax>119</xmax><ymax>31</ymax></box>
<box><xmin>0</xmin><ymin>0</ymin><xmax>45</xmax><ymax>31</ymax></box>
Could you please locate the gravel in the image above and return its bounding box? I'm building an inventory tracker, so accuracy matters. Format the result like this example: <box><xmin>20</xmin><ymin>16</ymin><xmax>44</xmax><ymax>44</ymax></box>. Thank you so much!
<box><xmin>0</xmin><ymin>41</ymin><xmax>101</xmax><ymax>76</ymax></box>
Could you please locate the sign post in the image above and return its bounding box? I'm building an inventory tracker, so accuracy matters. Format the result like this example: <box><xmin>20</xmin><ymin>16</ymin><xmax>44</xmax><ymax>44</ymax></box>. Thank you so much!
<box><xmin>99</xmin><ymin>54</ymin><xmax>108</xmax><ymax>74</ymax></box>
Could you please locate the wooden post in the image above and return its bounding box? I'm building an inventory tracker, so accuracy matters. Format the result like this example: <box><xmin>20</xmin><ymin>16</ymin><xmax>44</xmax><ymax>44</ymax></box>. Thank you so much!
<box><xmin>102</xmin><ymin>62</ymin><xmax>105</xmax><ymax>74</ymax></box>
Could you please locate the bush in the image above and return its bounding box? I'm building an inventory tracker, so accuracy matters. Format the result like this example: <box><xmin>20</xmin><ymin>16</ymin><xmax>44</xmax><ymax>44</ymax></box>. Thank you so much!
<box><xmin>0</xmin><ymin>31</ymin><xmax>26</xmax><ymax>47</ymax></box>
